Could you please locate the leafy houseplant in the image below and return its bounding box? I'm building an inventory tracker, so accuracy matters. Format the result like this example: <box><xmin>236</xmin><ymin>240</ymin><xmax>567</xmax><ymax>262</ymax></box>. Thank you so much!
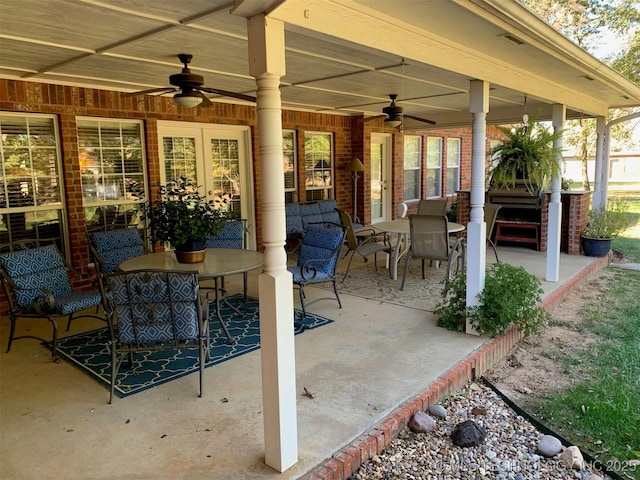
<box><xmin>581</xmin><ymin>197</ymin><xmax>633</xmax><ymax>257</ymax></box>
<box><xmin>143</xmin><ymin>177</ymin><xmax>228</xmax><ymax>260</ymax></box>
<box><xmin>435</xmin><ymin>263</ymin><xmax>549</xmax><ymax>338</ymax></box>
<box><xmin>488</xmin><ymin>120</ymin><xmax>562</xmax><ymax>193</ymax></box>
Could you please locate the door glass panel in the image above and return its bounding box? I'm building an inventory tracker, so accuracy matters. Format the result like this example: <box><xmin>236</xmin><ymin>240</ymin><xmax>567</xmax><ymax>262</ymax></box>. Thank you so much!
<box><xmin>210</xmin><ymin>138</ymin><xmax>241</xmax><ymax>217</ymax></box>
<box><xmin>163</xmin><ymin>136</ymin><xmax>197</xmax><ymax>182</ymax></box>
<box><xmin>371</xmin><ymin>142</ymin><xmax>383</xmax><ymax>220</ymax></box>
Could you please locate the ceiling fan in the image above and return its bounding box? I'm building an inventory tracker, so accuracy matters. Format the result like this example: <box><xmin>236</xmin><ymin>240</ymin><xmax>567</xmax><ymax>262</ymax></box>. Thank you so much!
<box><xmin>363</xmin><ymin>94</ymin><xmax>436</xmax><ymax>128</ymax></box>
<box><xmin>123</xmin><ymin>54</ymin><xmax>256</xmax><ymax>108</ymax></box>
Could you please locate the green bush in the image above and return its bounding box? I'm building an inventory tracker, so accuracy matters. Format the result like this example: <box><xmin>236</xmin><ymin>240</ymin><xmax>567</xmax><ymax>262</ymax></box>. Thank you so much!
<box><xmin>435</xmin><ymin>263</ymin><xmax>550</xmax><ymax>337</ymax></box>
<box><xmin>434</xmin><ymin>269</ymin><xmax>467</xmax><ymax>332</ymax></box>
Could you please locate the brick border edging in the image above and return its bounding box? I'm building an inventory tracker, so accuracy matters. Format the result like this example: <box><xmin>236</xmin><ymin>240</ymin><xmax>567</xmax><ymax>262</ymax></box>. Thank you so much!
<box><xmin>302</xmin><ymin>255</ymin><xmax>610</xmax><ymax>480</ymax></box>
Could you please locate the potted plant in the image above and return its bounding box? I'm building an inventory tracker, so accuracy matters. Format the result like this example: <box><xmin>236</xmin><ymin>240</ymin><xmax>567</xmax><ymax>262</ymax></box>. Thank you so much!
<box><xmin>488</xmin><ymin>118</ymin><xmax>562</xmax><ymax>192</ymax></box>
<box><xmin>581</xmin><ymin>198</ymin><xmax>633</xmax><ymax>257</ymax></box>
<box><xmin>142</xmin><ymin>177</ymin><xmax>228</xmax><ymax>263</ymax></box>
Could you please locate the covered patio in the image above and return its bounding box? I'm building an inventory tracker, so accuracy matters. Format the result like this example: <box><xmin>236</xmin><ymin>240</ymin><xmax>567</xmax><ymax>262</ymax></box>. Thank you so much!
<box><xmin>1</xmin><ymin>0</ymin><xmax>639</xmax><ymax>477</ymax></box>
<box><xmin>0</xmin><ymin>247</ymin><xmax>608</xmax><ymax>480</ymax></box>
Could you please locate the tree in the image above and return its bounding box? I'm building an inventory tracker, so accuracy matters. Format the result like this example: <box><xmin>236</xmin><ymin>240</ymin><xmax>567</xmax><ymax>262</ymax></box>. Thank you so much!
<box><xmin>523</xmin><ymin>0</ymin><xmax>639</xmax><ymax>189</ymax></box>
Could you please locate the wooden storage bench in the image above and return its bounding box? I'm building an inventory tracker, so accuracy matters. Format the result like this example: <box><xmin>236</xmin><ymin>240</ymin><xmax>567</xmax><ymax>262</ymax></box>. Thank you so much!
<box><xmin>495</xmin><ymin>220</ymin><xmax>540</xmax><ymax>250</ymax></box>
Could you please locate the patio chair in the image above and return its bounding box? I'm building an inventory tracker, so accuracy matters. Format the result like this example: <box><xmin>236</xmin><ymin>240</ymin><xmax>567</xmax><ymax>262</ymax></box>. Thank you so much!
<box><xmin>400</xmin><ymin>215</ymin><xmax>464</xmax><ymax>291</ymax></box>
<box><xmin>206</xmin><ymin>219</ymin><xmax>249</xmax><ymax>299</ymax></box>
<box><xmin>0</xmin><ymin>240</ymin><xmax>104</xmax><ymax>360</ymax></box>
<box><xmin>88</xmin><ymin>226</ymin><xmax>147</xmax><ymax>275</ymax></box>
<box><xmin>397</xmin><ymin>202</ymin><xmax>408</xmax><ymax>219</ymax></box>
<box><xmin>98</xmin><ymin>269</ymin><xmax>209</xmax><ymax>403</ymax></box>
<box><xmin>417</xmin><ymin>199</ymin><xmax>448</xmax><ymax>216</ymax></box>
<box><xmin>287</xmin><ymin>222</ymin><xmax>346</xmax><ymax>320</ymax></box>
<box><xmin>484</xmin><ymin>203</ymin><xmax>502</xmax><ymax>262</ymax></box>
<box><xmin>337</xmin><ymin>209</ymin><xmax>391</xmax><ymax>281</ymax></box>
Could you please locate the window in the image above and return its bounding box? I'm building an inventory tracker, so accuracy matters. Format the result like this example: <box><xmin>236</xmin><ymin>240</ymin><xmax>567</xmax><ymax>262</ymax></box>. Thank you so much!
<box><xmin>446</xmin><ymin>138</ymin><xmax>460</xmax><ymax>195</ymax></box>
<box><xmin>426</xmin><ymin>137</ymin><xmax>442</xmax><ymax>198</ymax></box>
<box><xmin>304</xmin><ymin>132</ymin><xmax>333</xmax><ymax>201</ymax></box>
<box><xmin>403</xmin><ymin>135</ymin><xmax>421</xmax><ymax>201</ymax></box>
<box><xmin>77</xmin><ymin>118</ymin><xmax>147</xmax><ymax>230</ymax></box>
<box><xmin>283</xmin><ymin>130</ymin><xmax>297</xmax><ymax>203</ymax></box>
<box><xmin>0</xmin><ymin>113</ymin><xmax>65</xmax><ymax>251</ymax></box>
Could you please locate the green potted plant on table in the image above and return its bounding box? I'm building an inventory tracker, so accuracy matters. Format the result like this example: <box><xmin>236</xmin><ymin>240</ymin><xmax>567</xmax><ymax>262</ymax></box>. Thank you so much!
<box><xmin>488</xmin><ymin>119</ymin><xmax>562</xmax><ymax>192</ymax></box>
<box><xmin>581</xmin><ymin>197</ymin><xmax>633</xmax><ymax>257</ymax></box>
<box><xmin>143</xmin><ymin>177</ymin><xmax>228</xmax><ymax>263</ymax></box>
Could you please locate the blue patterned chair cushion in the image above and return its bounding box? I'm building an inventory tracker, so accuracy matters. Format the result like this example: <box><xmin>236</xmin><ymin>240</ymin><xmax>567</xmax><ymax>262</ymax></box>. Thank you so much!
<box><xmin>0</xmin><ymin>244</ymin><xmax>74</xmax><ymax>311</ymax></box>
<box><xmin>107</xmin><ymin>271</ymin><xmax>200</xmax><ymax>344</ymax></box>
<box><xmin>45</xmin><ymin>290</ymin><xmax>103</xmax><ymax>315</ymax></box>
<box><xmin>90</xmin><ymin>228</ymin><xmax>145</xmax><ymax>273</ymax></box>
<box><xmin>288</xmin><ymin>224</ymin><xmax>344</xmax><ymax>282</ymax></box>
<box><xmin>285</xmin><ymin>203</ymin><xmax>304</xmax><ymax>237</ymax></box>
<box><xmin>299</xmin><ymin>203</ymin><xmax>323</xmax><ymax>230</ymax></box>
<box><xmin>206</xmin><ymin>220</ymin><xmax>245</xmax><ymax>249</ymax></box>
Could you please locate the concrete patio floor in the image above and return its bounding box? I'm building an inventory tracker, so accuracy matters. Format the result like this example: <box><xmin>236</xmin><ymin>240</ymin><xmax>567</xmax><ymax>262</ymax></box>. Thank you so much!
<box><xmin>0</xmin><ymin>246</ymin><xmax>607</xmax><ymax>480</ymax></box>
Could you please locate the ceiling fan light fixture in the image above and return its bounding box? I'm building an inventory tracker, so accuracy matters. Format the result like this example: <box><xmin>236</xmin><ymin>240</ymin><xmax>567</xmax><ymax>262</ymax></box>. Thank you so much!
<box><xmin>174</xmin><ymin>91</ymin><xmax>203</xmax><ymax>108</ymax></box>
<box><xmin>385</xmin><ymin>116</ymin><xmax>402</xmax><ymax>128</ymax></box>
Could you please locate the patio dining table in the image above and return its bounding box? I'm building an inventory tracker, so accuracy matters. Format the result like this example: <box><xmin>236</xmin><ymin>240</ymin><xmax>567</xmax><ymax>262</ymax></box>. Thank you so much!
<box><xmin>373</xmin><ymin>219</ymin><xmax>465</xmax><ymax>280</ymax></box>
<box><xmin>119</xmin><ymin>248</ymin><xmax>264</xmax><ymax>343</ymax></box>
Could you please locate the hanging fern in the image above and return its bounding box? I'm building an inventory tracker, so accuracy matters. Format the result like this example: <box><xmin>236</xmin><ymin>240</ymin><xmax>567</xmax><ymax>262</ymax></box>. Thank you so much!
<box><xmin>489</xmin><ymin>119</ymin><xmax>562</xmax><ymax>193</ymax></box>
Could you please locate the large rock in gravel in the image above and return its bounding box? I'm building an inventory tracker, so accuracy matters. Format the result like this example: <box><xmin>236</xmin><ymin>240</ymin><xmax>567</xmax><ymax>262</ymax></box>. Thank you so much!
<box><xmin>537</xmin><ymin>434</ymin><xmax>563</xmax><ymax>457</ymax></box>
<box><xmin>451</xmin><ymin>420</ymin><xmax>486</xmax><ymax>447</ymax></box>
<box><xmin>408</xmin><ymin>411</ymin><xmax>436</xmax><ymax>433</ymax></box>
<box><xmin>559</xmin><ymin>445</ymin><xmax>584</xmax><ymax>470</ymax></box>
<box><xmin>428</xmin><ymin>404</ymin><xmax>447</xmax><ymax>419</ymax></box>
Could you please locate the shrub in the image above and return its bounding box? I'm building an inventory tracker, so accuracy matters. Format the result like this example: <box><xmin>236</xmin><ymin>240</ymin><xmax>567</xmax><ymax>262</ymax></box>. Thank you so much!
<box><xmin>435</xmin><ymin>263</ymin><xmax>549</xmax><ymax>337</ymax></box>
<box><xmin>434</xmin><ymin>269</ymin><xmax>467</xmax><ymax>332</ymax></box>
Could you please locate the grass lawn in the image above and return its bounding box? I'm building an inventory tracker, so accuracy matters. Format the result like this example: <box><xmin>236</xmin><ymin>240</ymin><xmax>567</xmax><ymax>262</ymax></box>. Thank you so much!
<box><xmin>531</xmin><ymin>270</ymin><xmax>640</xmax><ymax>479</ymax></box>
<box><xmin>534</xmin><ymin>182</ymin><xmax>640</xmax><ymax>477</ymax></box>
<box><xmin>531</xmin><ymin>182</ymin><xmax>640</xmax><ymax>478</ymax></box>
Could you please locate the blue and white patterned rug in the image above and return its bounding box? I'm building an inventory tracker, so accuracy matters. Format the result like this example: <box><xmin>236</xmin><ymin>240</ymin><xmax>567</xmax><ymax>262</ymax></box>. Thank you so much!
<box><xmin>51</xmin><ymin>295</ymin><xmax>333</xmax><ymax>398</ymax></box>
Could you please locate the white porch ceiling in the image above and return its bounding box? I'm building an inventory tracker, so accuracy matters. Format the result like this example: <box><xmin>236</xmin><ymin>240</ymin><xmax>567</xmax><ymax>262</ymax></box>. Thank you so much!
<box><xmin>1</xmin><ymin>0</ymin><xmax>638</xmax><ymax>130</ymax></box>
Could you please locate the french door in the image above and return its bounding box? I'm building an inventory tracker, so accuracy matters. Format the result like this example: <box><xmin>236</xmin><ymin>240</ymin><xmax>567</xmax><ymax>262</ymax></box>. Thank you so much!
<box><xmin>370</xmin><ymin>133</ymin><xmax>392</xmax><ymax>223</ymax></box>
<box><xmin>157</xmin><ymin>121</ymin><xmax>255</xmax><ymax>249</ymax></box>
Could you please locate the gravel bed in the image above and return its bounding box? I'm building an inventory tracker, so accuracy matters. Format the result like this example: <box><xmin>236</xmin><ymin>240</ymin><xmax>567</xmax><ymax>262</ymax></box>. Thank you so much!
<box><xmin>351</xmin><ymin>382</ymin><xmax>607</xmax><ymax>480</ymax></box>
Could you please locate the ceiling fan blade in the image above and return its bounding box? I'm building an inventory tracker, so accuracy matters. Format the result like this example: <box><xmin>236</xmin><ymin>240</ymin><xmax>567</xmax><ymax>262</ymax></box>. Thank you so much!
<box><xmin>122</xmin><ymin>87</ymin><xmax>176</xmax><ymax>97</ymax></box>
<box><xmin>197</xmin><ymin>91</ymin><xmax>213</xmax><ymax>108</ymax></box>
<box><xmin>360</xmin><ymin>114</ymin><xmax>386</xmax><ymax>123</ymax></box>
<box><xmin>403</xmin><ymin>114</ymin><xmax>436</xmax><ymax>125</ymax></box>
<box><xmin>198</xmin><ymin>87</ymin><xmax>256</xmax><ymax>103</ymax></box>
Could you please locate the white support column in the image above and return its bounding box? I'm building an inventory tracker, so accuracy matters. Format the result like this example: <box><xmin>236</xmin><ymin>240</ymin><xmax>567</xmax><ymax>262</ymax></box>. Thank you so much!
<box><xmin>466</xmin><ymin>80</ymin><xmax>489</xmax><ymax>335</ymax></box>
<box><xmin>592</xmin><ymin>116</ymin><xmax>606</xmax><ymax>210</ymax></box>
<box><xmin>545</xmin><ymin>104</ymin><xmax>565</xmax><ymax>282</ymax></box>
<box><xmin>247</xmin><ymin>15</ymin><xmax>298</xmax><ymax>473</ymax></box>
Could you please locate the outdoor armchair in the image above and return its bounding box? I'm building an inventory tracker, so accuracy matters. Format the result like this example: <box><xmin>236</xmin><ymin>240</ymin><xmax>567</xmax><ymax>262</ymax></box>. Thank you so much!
<box><xmin>98</xmin><ymin>269</ymin><xmax>209</xmax><ymax>403</ymax></box>
<box><xmin>287</xmin><ymin>222</ymin><xmax>346</xmax><ymax>320</ymax></box>
<box><xmin>417</xmin><ymin>199</ymin><xmax>448</xmax><ymax>216</ymax></box>
<box><xmin>337</xmin><ymin>209</ymin><xmax>391</xmax><ymax>281</ymax></box>
<box><xmin>88</xmin><ymin>226</ymin><xmax>147</xmax><ymax>275</ymax></box>
<box><xmin>400</xmin><ymin>215</ymin><xmax>464</xmax><ymax>291</ymax></box>
<box><xmin>206</xmin><ymin>219</ymin><xmax>249</xmax><ymax>299</ymax></box>
<box><xmin>484</xmin><ymin>203</ymin><xmax>502</xmax><ymax>262</ymax></box>
<box><xmin>0</xmin><ymin>240</ymin><xmax>104</xmax><ymax>360</ymax></box>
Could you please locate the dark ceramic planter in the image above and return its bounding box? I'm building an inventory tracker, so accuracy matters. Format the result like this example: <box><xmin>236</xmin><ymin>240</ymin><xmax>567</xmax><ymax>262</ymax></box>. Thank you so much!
<box><xmin>581</xmin><ymin>235</ymin><xmax>612</xmax><ymax>258</ymax></box>
<box><xmin>174</xmin><ymin>239</ymin><xmax>206</xmax><ymax>263</ymax></box>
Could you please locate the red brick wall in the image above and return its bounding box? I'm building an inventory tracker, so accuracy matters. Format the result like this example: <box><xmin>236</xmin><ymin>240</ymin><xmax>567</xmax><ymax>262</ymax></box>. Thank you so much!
<box><xmin>0</xmin><ymin>78</ymin><xmax>505</xmax><ymax>294</ymax></box>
